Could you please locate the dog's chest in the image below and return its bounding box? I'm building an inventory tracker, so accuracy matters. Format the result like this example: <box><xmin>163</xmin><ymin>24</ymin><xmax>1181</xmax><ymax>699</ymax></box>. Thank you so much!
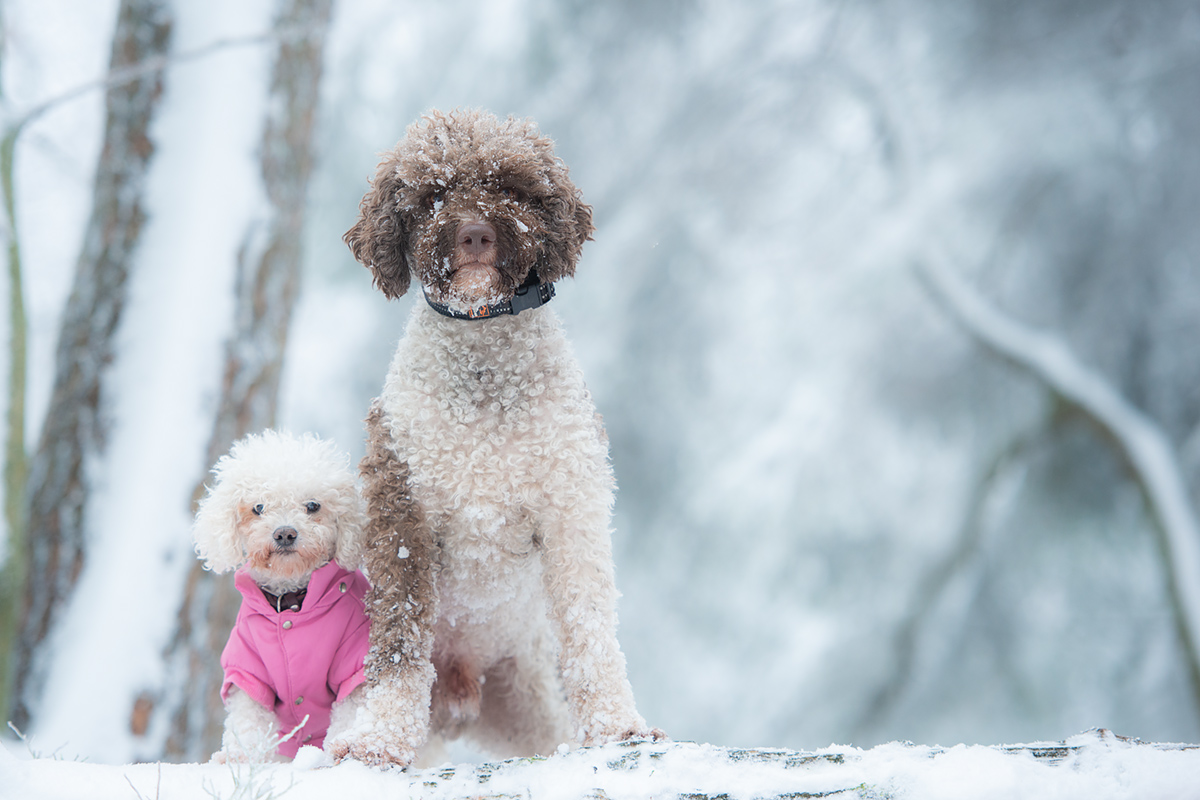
<box><xmin>431</xmin><ymin>503</ymin><xmax>545</xmax><ymax>628</ymax></box>
<box><xmin>380</xmin><ymin>307</ymin><xmax>609</xmax><ymax>515</ymax></box>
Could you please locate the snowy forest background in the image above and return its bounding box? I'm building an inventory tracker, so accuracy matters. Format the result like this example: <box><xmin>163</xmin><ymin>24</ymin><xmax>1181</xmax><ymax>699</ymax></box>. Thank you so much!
<box><xmin>2</xmin><ymin>0</ymin><xmax>1200</xmax><ymax>767</ymax></box>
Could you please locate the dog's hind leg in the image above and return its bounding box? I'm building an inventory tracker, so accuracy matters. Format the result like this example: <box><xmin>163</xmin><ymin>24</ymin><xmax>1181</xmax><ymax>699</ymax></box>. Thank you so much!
<box><xmin>327</xmin><ymin>403</ymin><xmax>438</xmax><ymax>767</ymax></box>
<box><xmin>430</xmin><ymin>654</ymin><xmax>483</xmax><ymax>738</ymax></box>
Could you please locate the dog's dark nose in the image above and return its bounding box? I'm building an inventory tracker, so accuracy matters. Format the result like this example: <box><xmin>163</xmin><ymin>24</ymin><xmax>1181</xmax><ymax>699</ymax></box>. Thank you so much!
<box><xmin>457</xmin><ymin>222</ymin><xmax>496</xmax><ymax>256</ymax></box>
<box><xmin>273</xmin><ymin>526</ymin><xmax>298</xmax><ymax>547</ymax></box>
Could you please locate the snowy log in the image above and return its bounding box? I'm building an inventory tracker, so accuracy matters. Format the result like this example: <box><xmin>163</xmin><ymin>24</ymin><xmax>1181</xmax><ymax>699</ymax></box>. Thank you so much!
<box><xmin>916</xmin><ymin>258</ymin><xmax>1200</xmax><ymax>696</ymax></box>
<box><xmin>3</xmin><ymin>731</ymin><xmax>1198</xmax><ymax>800</ymax></box>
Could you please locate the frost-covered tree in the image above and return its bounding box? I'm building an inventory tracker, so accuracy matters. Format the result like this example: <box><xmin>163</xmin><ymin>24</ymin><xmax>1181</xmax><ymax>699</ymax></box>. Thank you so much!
<box><xmin>5</xmin><ymin>0</ymin><xmax>172</xmax><ymax>732</ymax></box>
<box><xmin>160</xmin><ymin>0</ymin><xmax>333</xmax><ymax>762</ymax></box>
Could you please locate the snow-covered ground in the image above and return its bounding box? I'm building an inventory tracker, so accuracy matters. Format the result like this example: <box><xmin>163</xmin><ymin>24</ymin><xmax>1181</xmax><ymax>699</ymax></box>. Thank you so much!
<box><xmin>3</xmin><ymin>730</ymin><xmax>1197</xmax><ymax>800</ymax></box>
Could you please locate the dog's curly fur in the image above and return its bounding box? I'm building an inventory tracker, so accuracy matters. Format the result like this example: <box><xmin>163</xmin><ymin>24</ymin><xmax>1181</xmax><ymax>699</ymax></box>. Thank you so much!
<box><xmin>345</xmin><ymin>109</ymin><xmax>593</xmax><ymax>309</ymax></box>
<box><xmin>194</xmin><ymin>430</ymin><xmax>369</xmax><ymax>761</ymax></box>
<box><xmin>331</xmin><ymin>109</ymin><xmax>659</xmax><ymax>767</ymax></box>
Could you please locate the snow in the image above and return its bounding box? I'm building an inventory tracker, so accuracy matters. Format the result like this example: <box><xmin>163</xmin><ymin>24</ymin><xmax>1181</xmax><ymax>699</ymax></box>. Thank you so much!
<box><xmin>3</xmin><ymin>732</ymin><xmax>1198</xmax><ymax>800</ymax></box>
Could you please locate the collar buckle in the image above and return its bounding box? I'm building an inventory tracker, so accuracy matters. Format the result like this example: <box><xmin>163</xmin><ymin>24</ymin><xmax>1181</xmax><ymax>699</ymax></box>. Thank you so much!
<box><xmin>509</xmin><ymin>279</ymin><xmax>555</xmax><ymax>315</ymax></box>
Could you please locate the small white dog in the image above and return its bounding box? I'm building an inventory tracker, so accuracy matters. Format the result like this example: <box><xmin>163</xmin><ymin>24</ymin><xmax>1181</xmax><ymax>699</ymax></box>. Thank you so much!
<box><xmin>193</xmin><ymin>430</ymin><xmax>370</xmax><ymax>762</ymax></box>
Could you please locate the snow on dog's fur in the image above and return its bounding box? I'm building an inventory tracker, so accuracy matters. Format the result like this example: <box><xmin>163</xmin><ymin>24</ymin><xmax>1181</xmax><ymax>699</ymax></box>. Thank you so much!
<box><xmin>194</xmin><ymin>430</ymin><xmax>370</xmax><ymax>762</ymax></box>
<box><xmin>330</xmin><ymin>108</ymin><xmax>661</xmax><ymax>768</ymax></box>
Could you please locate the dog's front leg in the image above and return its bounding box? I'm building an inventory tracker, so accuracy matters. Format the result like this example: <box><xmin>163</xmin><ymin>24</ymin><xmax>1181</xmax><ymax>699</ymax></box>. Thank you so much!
<box><xmin>328</xmin><ymin>405</ymin><xmax>438</xmax><ymax>768</ymax></box>
<box><xmin>538</xmin><ymin>497</ymin><xmax>659</xmax><ymax>747</ymax></box>
<box><xmin>214</xmin><ymin>686</ymin><xmax>282</xmax><ymax>763</ymax></box>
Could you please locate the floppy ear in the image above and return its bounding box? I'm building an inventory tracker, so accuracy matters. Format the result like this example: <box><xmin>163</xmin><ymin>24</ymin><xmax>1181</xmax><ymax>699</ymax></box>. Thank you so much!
<box><xmin>332</xmin><ymin>485</ymin><xmax>368</xmax><ymax>572</ymax></box>
<box><xmin>193</xmin><ymin>481</ymin><xmax>246</xmax><ymax>574</ymax></box>
<box><xmin>572</xmin><ymin>195</ymin><xmax>595</xmax><ymax>252</ymax></box>
<box><xmin>536</xmin><ymin>188</ymin><xmax>594</xmax><ymax>283</ymax></box>
<box><xmin>345</xmin><ymin>158</ymin><xmax>412</xmax><ymax>299</ymax></box>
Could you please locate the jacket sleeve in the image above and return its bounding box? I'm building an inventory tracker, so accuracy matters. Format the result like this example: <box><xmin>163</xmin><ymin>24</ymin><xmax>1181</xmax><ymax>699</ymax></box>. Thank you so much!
<box><xmin>221</xmin><ymin>618</ymin><xmax>278</xmax><ymax>711</ymax></box>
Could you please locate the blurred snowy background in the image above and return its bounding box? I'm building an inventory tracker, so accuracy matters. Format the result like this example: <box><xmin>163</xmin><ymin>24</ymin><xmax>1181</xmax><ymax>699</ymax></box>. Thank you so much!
<box><xmin>2</xmin><ymin>0</ymin><xmax>1200</xmax><ymax>765</ymax></box>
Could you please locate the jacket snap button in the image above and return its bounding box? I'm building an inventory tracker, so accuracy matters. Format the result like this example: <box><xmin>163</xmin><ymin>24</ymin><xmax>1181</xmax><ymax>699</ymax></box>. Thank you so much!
<box><xmin>294</xmin><ymin>696</ymin><xmax>303</xmax><ymax>705</ymax></box>
<box><xmin>282</xmin><ymin>620</ymin><xmax>293</xmax><ymax>630</ymax></box>
<box><xmin>339</xmin><ymin>582</ymin><xmax>347</xmax><ymax>592</ymax></box>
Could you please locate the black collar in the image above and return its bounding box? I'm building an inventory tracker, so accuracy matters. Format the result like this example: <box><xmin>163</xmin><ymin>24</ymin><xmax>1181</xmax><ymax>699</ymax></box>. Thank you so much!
<box><xmin>424</xmin><ymin>273</ymin><xmax>555</xmax><ymax>320</ymax></box>
<box><xmin>261</xmin><ymin>586</ymin><xmax>307</xmax><ymax>613</ymax></box>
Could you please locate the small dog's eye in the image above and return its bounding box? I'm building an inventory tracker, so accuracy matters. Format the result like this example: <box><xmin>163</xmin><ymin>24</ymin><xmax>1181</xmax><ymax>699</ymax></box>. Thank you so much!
<box><xmin>252</xmin><ymin>504</ymin><xmax>264</xmax><ymax>516</ymax></box>
<box><xmin>500</xmin><ymin>187</ymin><xmax>524</xmax><ymax>201</ymax></box>
<box><xmin>305</xmin><ymin>501</ymin><xmax>321</xmax><ymax>515</ymax></box>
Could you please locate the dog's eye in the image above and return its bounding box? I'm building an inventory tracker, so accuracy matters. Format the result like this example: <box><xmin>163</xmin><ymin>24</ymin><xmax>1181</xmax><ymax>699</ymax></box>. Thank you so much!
<box><xmin>305</xmin><ymin>501</ymin><xmax>321</xmax><ymax>515</ymax></box>
<box><xmin>500</xmin><ymin>186</ymin><xmax>525</xmax><ymax>202</ymax></box>
<box><xmin>424</xmin><ymin>191</ymin><xmax>443</xmax><ymax>210</ymax></box>
<box><xmin>252</xmin><ymin>504</ymin><xmax>264</xmax><ymax>516</ymax></box>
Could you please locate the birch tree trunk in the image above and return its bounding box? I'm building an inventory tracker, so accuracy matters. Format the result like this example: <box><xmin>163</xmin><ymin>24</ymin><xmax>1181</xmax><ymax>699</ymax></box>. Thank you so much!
<box><xmin>6</xmin><ymin>0</ymin><xmax>172</xmax><ymax>732</ymax></box>
<box><xmin>160</xmin><ymin>0</ymin><xmax>333</xmax><ymax>761</ymax></box>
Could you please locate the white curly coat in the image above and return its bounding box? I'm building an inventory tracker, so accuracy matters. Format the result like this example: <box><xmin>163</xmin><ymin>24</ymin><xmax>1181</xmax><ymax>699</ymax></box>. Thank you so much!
<box><xmin>193</xmin><ymin>430</ymin><xmax>368</xmax><ymax>762</ymax></box>
<box><xmin>337</xmin><ymin>304</ymin><xmax>653</xmax><ymax>765</ymax></box>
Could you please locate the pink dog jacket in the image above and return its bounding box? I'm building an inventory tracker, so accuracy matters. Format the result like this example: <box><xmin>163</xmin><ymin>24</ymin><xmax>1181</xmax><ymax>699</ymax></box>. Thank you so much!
<box><xmin>221</xmin><ymin>561</ymin><xmax>370</xmax><ymax>757</ymax></box>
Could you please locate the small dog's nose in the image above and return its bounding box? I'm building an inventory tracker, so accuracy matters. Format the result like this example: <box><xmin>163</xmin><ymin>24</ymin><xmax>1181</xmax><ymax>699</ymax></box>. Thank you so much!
<box><xmin>273</xmin><ymin>526</ymin><xmax>298</xmax><ymax>547</ymax></box>
<box><xmin>456</xmin><ymin>222</ymin><xmax>496</xmax><ymax>256</ymax></box>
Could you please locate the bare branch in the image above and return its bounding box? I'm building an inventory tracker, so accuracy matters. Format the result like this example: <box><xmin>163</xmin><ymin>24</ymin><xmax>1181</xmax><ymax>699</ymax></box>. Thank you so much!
<box><xmin>916</xmin><ymin>257</ymin><xmax>1200</xmax><ymax>702</ymax></box>
<box><xmin>4</xmin><ymin>23</ymin><xmax>322</xmax><ymax>140</ymax></box>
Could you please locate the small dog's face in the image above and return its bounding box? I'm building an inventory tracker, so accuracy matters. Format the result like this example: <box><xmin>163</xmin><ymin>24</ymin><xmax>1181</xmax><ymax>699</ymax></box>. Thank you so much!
<box><xmin>345</xmin><ymin>108</ymin><xmax>595</xmax><ymax>311</ymax></box>
<box><xmin>194</xmin><ymin>431</ymin><xmax>365</xmax><ymax>594</ymax></box>
<box><xmin>234</xmin><ymin>494</ymin><xmax>340</xmax><ymax>593</ymax></box>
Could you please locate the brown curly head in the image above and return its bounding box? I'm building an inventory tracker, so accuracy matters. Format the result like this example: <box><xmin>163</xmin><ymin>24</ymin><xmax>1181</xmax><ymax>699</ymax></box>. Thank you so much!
<box><xmin>344</xmin><ymin>108</ymin><xmax>594</xmax><ymax>310</ymax></box>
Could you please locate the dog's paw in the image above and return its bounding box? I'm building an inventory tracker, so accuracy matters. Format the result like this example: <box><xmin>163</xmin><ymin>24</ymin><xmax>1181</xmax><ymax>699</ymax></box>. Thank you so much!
<box><xmin>210</xmin><ymin>748</ymin><xmax>251</xmax><ymax>765</ymax></box>
<box><xmin>621</xmin><ymin>726</ymin><xmax>668</xmax><ymax>743</ymax></box>
<box><xmin>580</xmin><ymin>717</ymin><xmax>668</xmax><ymax>747</ymax></box>
<box><xmin>327</xmin><ymin>731</ymin><xmax>414</xmax><ymax>769</ymax></box>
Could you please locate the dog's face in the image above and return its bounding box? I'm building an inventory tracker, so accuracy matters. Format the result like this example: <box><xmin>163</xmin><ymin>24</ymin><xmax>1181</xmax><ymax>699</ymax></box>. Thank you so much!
<box><xmin>345</xmin><ymin>108</ymin><xmax>595</xmax><ymax>312</ymax></box>
<box><xmin>233</xmin><ymin>493</ymin><xmax>340</xmax><ymax>593</ymax></box>
<box><xmin>193</xmin><ymin>431</ymin><xmax>366</xmax><ymax>594</ymax></box>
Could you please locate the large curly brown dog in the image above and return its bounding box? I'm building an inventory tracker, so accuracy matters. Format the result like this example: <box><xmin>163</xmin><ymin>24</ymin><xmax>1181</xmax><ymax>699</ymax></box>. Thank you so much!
<box><xmin>329</xmin><ymin>109</ymin><xmax>661</xmax><ymax>767</ymax></box>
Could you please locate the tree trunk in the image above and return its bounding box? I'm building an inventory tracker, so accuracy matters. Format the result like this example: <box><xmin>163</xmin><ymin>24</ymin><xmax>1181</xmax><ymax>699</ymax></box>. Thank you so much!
<box><xmin>6</xmin><ymin>0</ymin><xmax>172</xmax><ymax>732</ymax></box>
<box><xmin>160</xmin><ymin>0</ymin><xmax>333</xmax><ymax>762</ymax></box>
<box><xmin>0</xmin><ymin>3</ymin><xmax>32</xmax><ymax>727</ymax></box>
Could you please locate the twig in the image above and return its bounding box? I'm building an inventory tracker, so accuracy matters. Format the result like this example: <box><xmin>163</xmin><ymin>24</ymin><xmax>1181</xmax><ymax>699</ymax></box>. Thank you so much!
<box><xmin>123</xmin><ymin>763</ymin><xmax>161</xmax><ymax>800</ymax></box>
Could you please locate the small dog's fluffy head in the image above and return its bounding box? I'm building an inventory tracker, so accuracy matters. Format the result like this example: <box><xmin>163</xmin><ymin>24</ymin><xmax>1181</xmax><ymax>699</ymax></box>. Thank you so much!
<box><xmin>193</xmin><ymin>430</ymin><xmax>366</xmax><ymax>594</ymax></box>
<box><xmin>344</xmin><ymin>107</ymin><xmax>594</xmax><ymax>311</ymax></box>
